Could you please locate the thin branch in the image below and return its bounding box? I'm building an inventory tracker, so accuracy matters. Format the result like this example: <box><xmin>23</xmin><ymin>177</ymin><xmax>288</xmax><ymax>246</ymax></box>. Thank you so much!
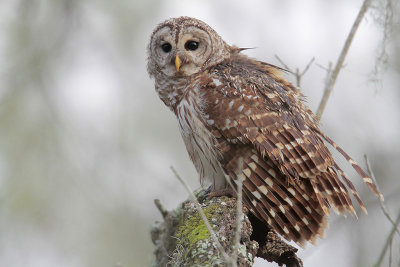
<box><xmin>231</xmin><ymin>158</ymin><xmax>244</xmax><ymax>265</ymax></box>
<box><xmin>374</xmin><ymin>211</ymin><xmax>400</xmax><ymax>267</ymax></box>
<box><xmin>299</xmin><ymin>57</ymin><xmax>315</xmax><ymax>78</ymax></box>
<box><xmin>364</xmin><ymin>154</ymin><xmax>400</xmax><ymax>236</ymax></box>
<box><xmin>154</xmin><ymin>199</ymin><xmax>169</xmax><ymax>219</ymax></box>
<box><xmin>388</xmin><ymin>237</ymin><xmax>392</xmax><ymax>267</ymax></box>
<box><xmin>274</xmin><ymin>55</ymin><xmax>315</xmax><ymax>87</ymax></box>
<box><xmin>316</xmin><ymin>61</ymin><xmax>333</xmax><ymax>89</ymax></box>
<box><xmin>274</xmin><ymin>54</ymin><xmax>291</xmax><ymax>71</ymax></box>
<box><xmin>315</xmin><ymin>0</ymin><xmax>373</xmax><ymax>121</ymax></box>
<box><xmin>170</xmin><ymin>166</ymin><xmax>233</xmax><ymax>265</ymax></box>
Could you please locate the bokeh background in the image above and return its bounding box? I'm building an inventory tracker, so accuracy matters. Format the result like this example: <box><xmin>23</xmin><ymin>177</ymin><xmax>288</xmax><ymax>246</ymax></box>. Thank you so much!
<box><xmin>0</xmin><ymin>0</ymin><xmax>399</xmax><ymax>266</ymax></box>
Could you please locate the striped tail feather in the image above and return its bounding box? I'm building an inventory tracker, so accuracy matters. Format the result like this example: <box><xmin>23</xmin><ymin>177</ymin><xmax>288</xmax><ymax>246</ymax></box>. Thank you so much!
<box><xmin>233</xmin><ymin>150</ymin><xmax>328</xmax><ymax>246</ymax></box>
<box><xmin>315</xmin><ymin>128</ymin><xmax>384</xmax><ymax>202</ymax></box>
<box><xmin>321</xmin><ymin>167</ymin><xmax>355</xmax><ymax>216</ymax></box>
<box><xmin>333</xmin><ymin>162</ymin><xmax>368</xmax><ymax>215</ymax></box>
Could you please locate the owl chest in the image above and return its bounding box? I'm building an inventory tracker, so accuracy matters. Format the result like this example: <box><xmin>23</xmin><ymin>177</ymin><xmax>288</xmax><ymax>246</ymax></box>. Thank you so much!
<box><xmin>175</xmin><ymin>94</ymin><xmax>227</xmax><ymax>189</ymax></box>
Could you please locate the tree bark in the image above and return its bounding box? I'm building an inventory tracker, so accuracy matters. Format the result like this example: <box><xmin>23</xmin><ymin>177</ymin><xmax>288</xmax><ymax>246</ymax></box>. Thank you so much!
<box><xmin>151</xmin><ymin>189</ymin><xmax>303</xmax><ymax>267</ymax></box>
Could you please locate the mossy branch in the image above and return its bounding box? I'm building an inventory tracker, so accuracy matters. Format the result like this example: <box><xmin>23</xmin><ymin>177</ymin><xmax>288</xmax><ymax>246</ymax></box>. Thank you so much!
<box><xmin>151</xmin><ymin>190</ymin><xmax>303</xmax><ymax>267</ymax></box>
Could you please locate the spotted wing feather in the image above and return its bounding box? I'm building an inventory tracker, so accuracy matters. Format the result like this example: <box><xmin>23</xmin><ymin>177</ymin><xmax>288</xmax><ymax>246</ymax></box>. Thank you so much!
<box><xmin>202</xmin><ymin>53</ymin><xmax>381</xmax><ymax>244</ymax></box>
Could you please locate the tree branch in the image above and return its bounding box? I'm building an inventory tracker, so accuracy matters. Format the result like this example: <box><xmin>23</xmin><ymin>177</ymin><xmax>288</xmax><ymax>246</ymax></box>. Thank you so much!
<box><xmin>315</xmin><ymin>0</ymin><xmax>373</xmax><ymax>121</ymax></box>
<box><xmin>374</xmin><ymin>211</ymin><xmax>400</xmax><ymax>267</ymax></box>
<box><xmin>364</xmin><ymin>154</ymin><xmax>400</xmax><ymax>236</ymax></box>
<box><xmin>151</xmin><ymin>189</ymin><xmax>303</xmax><ymax>267</ymax></box>
<box><xmin>170</xmin><ymin>166</ymin><xmax>231</xmax><ymax>263</ymax></box>
<box><xmin>274</xmin><ymin>55</ymin><xmax>314</xmax><ymax>87</ymax></box>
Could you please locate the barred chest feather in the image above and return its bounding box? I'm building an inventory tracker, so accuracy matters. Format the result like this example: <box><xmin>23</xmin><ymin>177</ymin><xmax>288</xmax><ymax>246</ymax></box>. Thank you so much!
<box><xmin>175</xmin><ymin>85</ymin><xmax>228</xmax><ymax>190</ymax></box>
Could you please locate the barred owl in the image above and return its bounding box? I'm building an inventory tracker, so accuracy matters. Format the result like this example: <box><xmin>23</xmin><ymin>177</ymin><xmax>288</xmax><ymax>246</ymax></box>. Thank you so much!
<box><xmin>147</xmin><ymin>16</ymin><xmax>382</xmax><ymax>245</ymax></box>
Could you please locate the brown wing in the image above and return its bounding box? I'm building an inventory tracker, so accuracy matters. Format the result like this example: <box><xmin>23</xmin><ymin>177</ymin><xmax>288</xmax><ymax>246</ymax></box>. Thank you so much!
<box><xmin>202</xmin><ymin>54</ymin><xmax>381</xmax><ymax>245</ymax></box>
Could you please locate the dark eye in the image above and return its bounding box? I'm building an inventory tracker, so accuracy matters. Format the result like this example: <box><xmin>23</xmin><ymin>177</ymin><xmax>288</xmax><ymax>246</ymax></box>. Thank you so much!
<box><xmin>161</xmin><ymin>43</ymin><xmax>172</xmax><ymax>53</ymax></box>
<box><xmin>185</xmin><ymin>41</ymin><xmax>199</xmax><ymax>51</ymax></box>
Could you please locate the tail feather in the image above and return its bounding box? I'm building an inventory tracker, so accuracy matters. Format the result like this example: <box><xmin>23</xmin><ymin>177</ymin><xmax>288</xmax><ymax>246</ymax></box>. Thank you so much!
<box><xmin>316</xmin><ymin>129</ymin><xmax>384</xmax><ymax>201</ymax></box>
<box><xmin>252</xmin><ymin>157</ymin><xmax>326</xmax><ymax>221</ymax></box>
<box><xmin>317</xmin><ymin>173</ymin><xmax>343</xmax><ymax>214</ymax></box>
<box><xmin>324</xmin><ymin>168</ymin><xmax>356</xmax><ymax>216</ymax></box>
<box><xmin>238</xmin><ymin>152</ymin><xmax>327</xmax><ymax>245</ymax></box>
<box><xmin>309</xmin><ymin>179</ymin><xmax>330</xmax><ymax>215</ymax></box>
<box><xmin>334</xmin><ymin>163</ymin><xmax>367</xmax><ymax>215</ymax></box>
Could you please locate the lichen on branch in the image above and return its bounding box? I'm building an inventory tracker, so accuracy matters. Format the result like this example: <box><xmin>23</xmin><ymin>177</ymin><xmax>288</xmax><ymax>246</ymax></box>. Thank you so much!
<box><xmin>151</xmin><ymin>189</ymin><xmax>302</xmax><ymax>267</ymax></box>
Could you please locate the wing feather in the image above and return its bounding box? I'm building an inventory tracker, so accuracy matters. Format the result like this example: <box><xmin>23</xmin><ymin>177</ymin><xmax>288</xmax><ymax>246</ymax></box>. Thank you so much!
<box><xmin>200</xmin><ymin>54</ymin><xmax>380</xmax><ymax>245</ymax></box>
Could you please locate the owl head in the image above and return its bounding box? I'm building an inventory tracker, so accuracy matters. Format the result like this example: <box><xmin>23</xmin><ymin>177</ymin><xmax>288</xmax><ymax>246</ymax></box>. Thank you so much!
<box><xmin>147</xmin><ymin>16</ymin><xmax>232</xmax><ymax>78</ymax></box>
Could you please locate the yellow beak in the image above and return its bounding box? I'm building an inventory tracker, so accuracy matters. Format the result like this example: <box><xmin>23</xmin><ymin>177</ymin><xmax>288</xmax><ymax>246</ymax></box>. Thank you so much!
<box><xmin>175</xmin><ymin>55</ymin><xmax>181</xmax><ymax>72</ymax></box>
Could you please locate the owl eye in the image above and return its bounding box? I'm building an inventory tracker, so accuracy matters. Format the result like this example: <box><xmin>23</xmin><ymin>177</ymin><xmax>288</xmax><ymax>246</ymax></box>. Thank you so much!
<box><xmin>185</xmin><ymin>41</ymin><xmax>199</xmax><ymax>51</ymax></box>
<box><xmin>161</xmin><ymin>43</ymin><xmax>172</xmax><ymax>53</ymax></box>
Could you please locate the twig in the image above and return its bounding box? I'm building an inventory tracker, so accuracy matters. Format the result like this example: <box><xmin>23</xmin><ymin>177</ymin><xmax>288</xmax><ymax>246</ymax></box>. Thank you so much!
<box><xmin>296</xmin><ymin>57</ymin><xmax>315</xmax><ymax>87</ymax></box>
<box><xmin>274</xmin><ymin>54</ymin><xmax>291</xmax><ymax>71</ymax></box>
<box><xmin>170</xmin><ymin>166</ymin><xmax>233</xmax><ymax>265</ymax></box>
<box><xmin>315</xmin><ymin>0</ymin><xmax>373</xmax><ymax>121</ymax></box>
<box><xmin>274</xmin><ymin>55</ymin><xmax>315</xmax><ymax>87</ymax></box>
<box><xmin>388</xmin><ymin>237</ymin><xmax>392</xmax><ymax>267</ymax></box>
<box><xmin>231</xmin><ymin>158</ymin><xmax>244</xmax><ymax>265</ymax></box>
<box><xmin>154</xmin><ymin>199</ymin><xmax>169</xmax><ymax>219</ymax></box>
<box><xmin>374</xmin><ymin>211</ymin><xmax>400</xmax><ymax>267</ymax></box>
<box><xmin>316</xmin><ymin>61</ymin><xmax>333</xmax><ymax>88</ymax></box>
<box><xmin>364</xmin><ymin>154</ymin><xmax>400</xmax><ymax>236</ymax></box>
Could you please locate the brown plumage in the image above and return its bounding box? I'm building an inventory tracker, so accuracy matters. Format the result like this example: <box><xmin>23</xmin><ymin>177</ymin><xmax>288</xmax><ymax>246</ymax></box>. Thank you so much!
<box><xmin>147</xmin><ymin>16</ymin><xmax>383</xmax><ymax>246</ymax></box>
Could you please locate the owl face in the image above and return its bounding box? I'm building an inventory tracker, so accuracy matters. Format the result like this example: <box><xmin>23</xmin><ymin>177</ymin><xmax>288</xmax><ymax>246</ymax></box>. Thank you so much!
<box><xmin>148</xmin><ymin>17</ymin><xmax>230</xmax><ymax>78</ymax></box>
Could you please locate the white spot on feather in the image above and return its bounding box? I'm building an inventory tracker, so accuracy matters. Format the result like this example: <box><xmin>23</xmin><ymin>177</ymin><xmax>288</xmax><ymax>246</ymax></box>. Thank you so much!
<box><xmin>306</xmin><ymin>206</ymin><xmax>312</xmax><ymax>213</ymax></box>
<box><xmin>243</xmin><ymin>168</ymin><xmax>251</xmax><ymax>177</ymax></box>
<box><xmin>250</xmin><ymin>154</ymin><xmax>259</xmax><ymax>163</ymax></box>
<box><xmin>248</xmin><ymin>162</ymin><xmax>257</xmax><ymax>170</ymax></box>
<box><xmin>285</xmin><ymin>144</ymin><xmax>293</xmax><ymax>150</ymax></box>
<box><xmin>290</xmin><ymin>141</ymin><xmax>298</xmax><ymax>147</ymax></box>
<box><xmin>288</xmin><ymin>188</ymin><xmax>296</xmax><ymax>195</ymax></box>
<box><xmin>276</xmin><ymin>143</ymin><xmax>284</xmax><ymax>150</ymax></box>
<box><xmin>285</xmin><ymin>197</ymin><xmax>293</xmax><ymax>206</ymax></box>
<box><xmin>295</xmin><ymin>138</ymin><xmax>304</xmax><ymax>144</ymax></box>
<box><xmin>265</xmin><ymin>177</ymin><xmax>274</xmax><ymax>187</ymax></box>
<box><xmin>258</xmin><ymin>185</ymin><xmax>268</xmax><ymax>194</ymax></box>
<box><xmin>252</xmin><ymin>191</ymin><xmax>262</xmax><ymax>199</ymax></box>
<box><xmin>363</xmin><ymin>177</ymin><xmax>373</xmax><ymax>184</ymax></box>
<box><xmin>266</xmin><ymin>93</ymin><xmax>276</xmax><ymax>99</ymax></box>
<box><xmin>212</xmin><ymin>78</ymin><xmax>222</xmax><ymax>86</ymax></box>
<box><xmin>279</xmin><ymin>205</ymin><xmax>286</xmax><ymax>214</ymax></box>
<box><xmin>268</xmin><ymin>210</ymin><xmax>275</xmax><ymax>218</ymax></box>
